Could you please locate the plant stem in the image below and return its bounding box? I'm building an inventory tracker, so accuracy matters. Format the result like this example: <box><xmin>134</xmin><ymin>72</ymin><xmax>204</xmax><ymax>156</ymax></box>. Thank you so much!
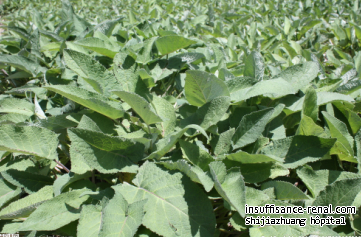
<box><xmin>54</xmin><ymin>160</ymin><xmax>70</xmax><ymax>173</ymax></box>
<box><xmin>147</xmin><ymin>124</ymin><xmax>153</xmax><ymax>153</ymax></box>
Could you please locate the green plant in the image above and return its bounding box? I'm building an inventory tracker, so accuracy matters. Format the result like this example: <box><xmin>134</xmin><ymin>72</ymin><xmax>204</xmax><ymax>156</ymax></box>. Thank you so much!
<box><xmin>0</xmin><ymin>0</ymin><xmax>361</xmax><ymax>236</ymax></box>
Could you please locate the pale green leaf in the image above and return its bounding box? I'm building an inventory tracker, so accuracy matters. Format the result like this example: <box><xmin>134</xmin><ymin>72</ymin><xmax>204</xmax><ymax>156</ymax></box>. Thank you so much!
<box><xmin>179</xmin><ymin>139</ymin><xmax>214</xmax><ymax>171</ymax></box>
<box><xmin>20</xmin><ymin>189</ymin><xmax>90</xmax><ymax>231</ymax></box>
<box><xmin>113</xmin><ymin>52</ymin><xmax>148</xmax><ymax>97</ymax></box>
<box><xmin>209</xmin><ymin>161</ymin><xmax>246</xmax><ymax>217</ymax></box>
<box><xmin>226</xmin><ymin>151</ymin><xmax>283</xmax><ymax>164</ymax></box>
<box><xmin>159</xmin><ymin>160</ymin><xmax>214</xmax><ymax>192</ymax></box>
<box><xmin>68</xmin><ymin>128</ymin><xmax>145</xmax><ymax>174</ymax></box>
<box><xmin>0</xmin><ymin>186</ymin><xmax>53</xmax><ymax>219</ymax></box>
<box><xmin>145</xmin><ymin>124</ymin><xmax>208</xmax><ymax>160</ymax></box>
<box><xmin>74</xmin><ymin>37</ymin><xmax>120</xmax><ymax>58</ymax></box>
<box><xmin>274</xmin><ymin>62</ymin><xmax>319</xmax><ymax>91</ymax></box>
<box><xmin>232</xmin><ymin>108</ymin><xmax>274</xmax><ymax>150</ymax></box>
<box><xmin>116</xmin><ymin>162</ymin><xmax>216</xmax><ymax>237</ymax></box>
<box><xmin>0</xmin><ymin>55</ymin><xmax>45</xmax><ymax>76</ymax></box>
<box><xmin>210</xmin><ymin>128</ymin><xmax>235</xmax><ymax>157</ymax></box>
<box><xmin>296</xmin><ymin>115</ymin><xmax>325</xmax><ymax>136</ymax></box>
<box><xmin>1</xmin><ymin>169</ymin><xmax>53</xmax><ymax>194</ymax></box>
<box><xmin>0</xmin><ymin>178</ymin><xmax>21</xmax><ymax>208</ymax></box>
<box><xmin>99</xmin><ymin>190</ymin><xmax>146</xmax><ymax>237</ymax></box>
<box><xmin>77</xmin><ymin>204</ymin><xmax>102</xmax><ymax>237</ymax></box>
<box><xmin>0</xmin><ymin>125</ymin><xmax>59</xmax><ymax>160</ymax></box>
<box><xmin>150</xmin><ymin>95</ymin><xmax>176</xmax><ymax>136</ymax></box>
<box><xmin>155</xmin><ymin>36</ymin><xmax>196</xmax><ymax>55</ymax></box>
<box><xmin>63</xmin><ymin>49</ymin><xmax>120</xmax><ymax>97</ymax></box>
<box><xmin>312</xmin><ymin>178</ymin><xmax>361</xmax><ymax>220</ymax></box>
<box><xmin>0</xmin><ymin>98</ymin><xmax>34</xmax><ymax>117</ymax></box>
<box><xmin>297</xmin><ymin>166</ymin><xmax>361</xmax><ymax>198</ymax></box>
<box><xmin>285</xmin><ymin>92</ymin><xmax>354</xmax><ymax>112</ymax></box>
<box><xmin>53</xmin><ymin>172</ymin><xmax>92</xmax><ymax>196</ymax></box>
<box><xmin>231</xmin><ymin>78</ymin><xmax>297</xmax><ymax>102</ymax></box>
<box><xmin>260</xmin><ymin>135</ymin><xmax>336</xmax><ymax>169</ymax></box>
<box><xmin>244</xmin><ymin>51</ymin><xmax>265</xmax><ymax>81</ymax></box>
<box><xmin>261</xmin><ymin>181</ymin><xmax>309</xmax><ymax>200</ymax></box>
<box><xmin>302</xmin><ymin>86</ymin><xmax>318</xmax><ymax>122</ymax></box>
<box><xmin>45</xmin><ymin>85</ymin><xmax>124</xmax><ymax>119</ymax></box>
<box><xmin>180</xmin><ymin>96</ymin><xmax>230</xmax><ymax>131</ymax></box>
<box><xmin>113</xmin><ymin>91</ymin><xmax>163</xmax><ymax>125</ymax></box>
<box><xmin>184</xmin><ymin>70</ymin><xmax>229</xmax><ymax>107</ymax></box>
<box><xmin>322</xmin><ymin>111</ymin><xmax>356</xmax><ymax>162</ymax></box>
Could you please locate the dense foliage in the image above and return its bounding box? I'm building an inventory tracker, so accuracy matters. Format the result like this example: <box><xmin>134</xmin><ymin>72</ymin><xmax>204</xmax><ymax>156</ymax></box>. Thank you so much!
<box><xmin>1</xmin><ymin>0</ymin><xmax>361</xmax><ymax>236</ymax></box>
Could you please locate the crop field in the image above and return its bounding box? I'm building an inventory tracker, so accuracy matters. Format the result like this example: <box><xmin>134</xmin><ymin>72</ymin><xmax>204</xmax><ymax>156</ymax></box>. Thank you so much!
<box><xmin>1</xmin><ymin>0</ymin><xmax>361</xmax><ymax>236</ymax></box>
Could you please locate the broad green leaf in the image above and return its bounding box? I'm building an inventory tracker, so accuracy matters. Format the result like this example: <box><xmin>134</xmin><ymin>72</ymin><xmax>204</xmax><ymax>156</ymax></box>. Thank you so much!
<box><xmin>76</xmin><ymin>113</ymin><xmax>117</xmax><ymax>134</ymax></box>
<box><xmin>225</xmin><ymin>76</ymin><xmax>256</xmax><ymax>101</ymax></box>
<box><xmin>226</xmin><ymin>151</ymin><xmax>283</xmax><ymax>164</ymax></box>
<box><xmin>68</xmin><ymin>128</ymin><xmax>145</xmax><ymax>174</ymax></box>
<box><xmin>159</xmin><ymin>160</ymin><xmax>214</xmax><ymax>192</ymax></box>
<box><xmin>322</xmin><ymin>111</ymin><xmax>356</xmax><ymax>162</ymax></box>
<box><xmin>74</xmin><ymin>37</ymin><xmax>120</xmax><ymax>58</ymax></box>
<box><xmin>63</xmin><ymin>49</ymin><xmax>120</xmax><ymax>96</ymax></box>
<box><xmin>180</xmin><ymin>96</ymin><xmax>230</xmax><ymax>131</ymax></box>
<box><xmin>232</xmin><ymin>108</ymin><xmax>274</xmax><ymax>150</ymax></box>
<box><xmin>0</xmin><ymin>186</ymin><xmax>53</xmax><ymax>219</ymax></box>
<box><xmin>136</xmin><ymin>37</ymin><xmax>158</xmax><ymax>64</ymax></box>
<box><xmin>53</xmin><ymin>172</ymin><xmax>92</xmax><ymax>196</ymax></box>
<box><xmin>274</xmin><ymin>62</ymin><xmax>319</xmax><ymax>91</ymax></box>
<box><xmin>94</xmin><ymin>17</ymin><xmax>124</xmax><ymax>37</ymax></box>
<box><xmin>260</xmin><ymin>136</ymin><xmax>336</xmax><ymax>169</ymax></box>
<box><xmin>1</xmin><ymin>170</ymin><xmax>53</xmax><ymax>194</ymax></box>
<box><xmin>155</xmin><ymin>36</ymin><xmax>196</xmax><ymax>55</ymax></box>
<box><xmin>312</xmin><ymin>178</ymin><xmax>361</xmax><ymax>220</ymax></box>
<box><xmin>168</xmin><ymin>52</ymin><xmax>205</xmax><ymax>68</ymax></box>
<box><xmin>149</xmin><ymin>95</ymin><xmax>176</xmax><ymax>136</ymax></box>
<box><xmin>302</xmin><ymin>86</ymin><xmax>318</xmax><ymax>122</ymax></box>
<box><xmin>0</xmin><ymin>98</ymin><xmax>34</xmax><ymax>117</ymax></box>
<box><xmin>0</xmin><ymin>114</ymin><xmax>29</xmax><ymax>124</ymax></box>
<box><xmin>239</xmin><ymin>162</ymin><xmax>289</xmax><ymax>183</ymax></box>
<box><xmin>37</xmin><ymin>114</ymin><xmax>78</xmax><ymax>131</ymax></box>
<box><xmin>244</xmin><ymin>51</ymin><xmax>265</xmax><ymax>81</ymax></box>
<box><xmin>245</xmin><ymin>186</ymin><xmax>272</xmax><ymax>206</ymax></box>
<box><xmin>184</xmin><ymin>70</ymin><xmax>229</xmax><ymax>107</ymax></box>
<box><xmin>0</xmin><ymin>158</ymin><xmax>36</xmax><ymax>173</ymax></box>
<box><xmin>145</xmin><ymin>124</ymin><xmax>208</xmax><ymax>160</ymax></box>
<box><xmin>261</xmin><ymin>181</ymin><xmax>309</xmax><ymax>200</ymax></box>
<box><xmin>116</xmin><ymin>162</ymin><xmax>216</xmax><ymax>237</ymax></box>
<box><xmin>77</xmin><ymin>204</ymin><xmax>102</xmax><ymax>237</ymax></box>
<box><xmin>209</xmin><ymin>161</ymin><xmax>246</xmax><ymax>217</ymax></box>
<box><xmin>285</xmin><ymin>92</ymin><xmax>354</xmax><ymax>112</ymax></box>
<box><xmin>0</xmin><ymin>125</ymin><xmax>59</xmax><ymax>160</ymax></box>
<box><xmin>45</xmin><ymin>85</ymin><xmax>124</xmax><ymax>119</ymax></box>
<box><xmin>230</xmin><ymin>213</ymin><xmax>246</xmax><ymax>231</ymax></box>
<box><xmin>112</xmin><ymin>91</ymin><xmax>163</xmax><ymax>125</ymax></box>
<box><xmin>99</xmin><ymin>190</ymin><xmax>146</xmax><ymax>237</ymax></box>
<box><xmin>296</xmin><ymin>115</ymin><xmax>325</xmax><ymax>136</ymax></box>
<box><xmin>299</xmin><ymin>19</ymin><xmax>322</xmax><ymax>37</ymax></box>
<box><xmin>210</xmin><ymin>128</ymin><xmax>235</xmax><ymax>157</ymax></box>
<box><xmin>20</xmin><ymin>189</ymin><xmax>90</xmax><ymax>231</ymax></box>
<box><xmin>334</xmin><ymin>102</ymin><xmax>361</xmax><ymax>135</ymax></box>
<box><xmin>231</xmin><ymin>78</ymin><xmax>297</xmax><ymax>102</ymax></box>
<box><xmin>0</xmin><ymin>178</ymin><xmax>21</xmax><ymax>208</ymax></box>
<box><xmin>297</xmin><ymin>166</ymin><xmax>361</xmax><ymax>198</ymax></box>
<box><xmin>179</xmin><ymin>139</ymin><xmax>214</xmax><ymax>171</ymax></box>
<box><xmin>0</xmin><ymin>55</ymin><xmax>45</xmax><ymax>76</ymax></box>
<box><xmin>77</xmin><ymin>115</ymin><xmax>103</xmax><ymax>132</ymax></box>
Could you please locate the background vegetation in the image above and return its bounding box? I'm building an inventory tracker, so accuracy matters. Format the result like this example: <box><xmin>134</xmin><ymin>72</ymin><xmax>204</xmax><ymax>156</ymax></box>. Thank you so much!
<box><xmin>0</xmin><ymin>0</ymin><xmax>361</xmax><ymax>236</ymax></box>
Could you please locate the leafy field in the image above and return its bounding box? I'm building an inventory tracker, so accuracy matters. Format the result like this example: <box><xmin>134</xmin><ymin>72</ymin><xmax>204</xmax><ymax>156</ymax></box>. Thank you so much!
<box><xmin>1</xmin><ymin>0</ymin><xmax>361</xmax><ymax>236</ymax></box>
